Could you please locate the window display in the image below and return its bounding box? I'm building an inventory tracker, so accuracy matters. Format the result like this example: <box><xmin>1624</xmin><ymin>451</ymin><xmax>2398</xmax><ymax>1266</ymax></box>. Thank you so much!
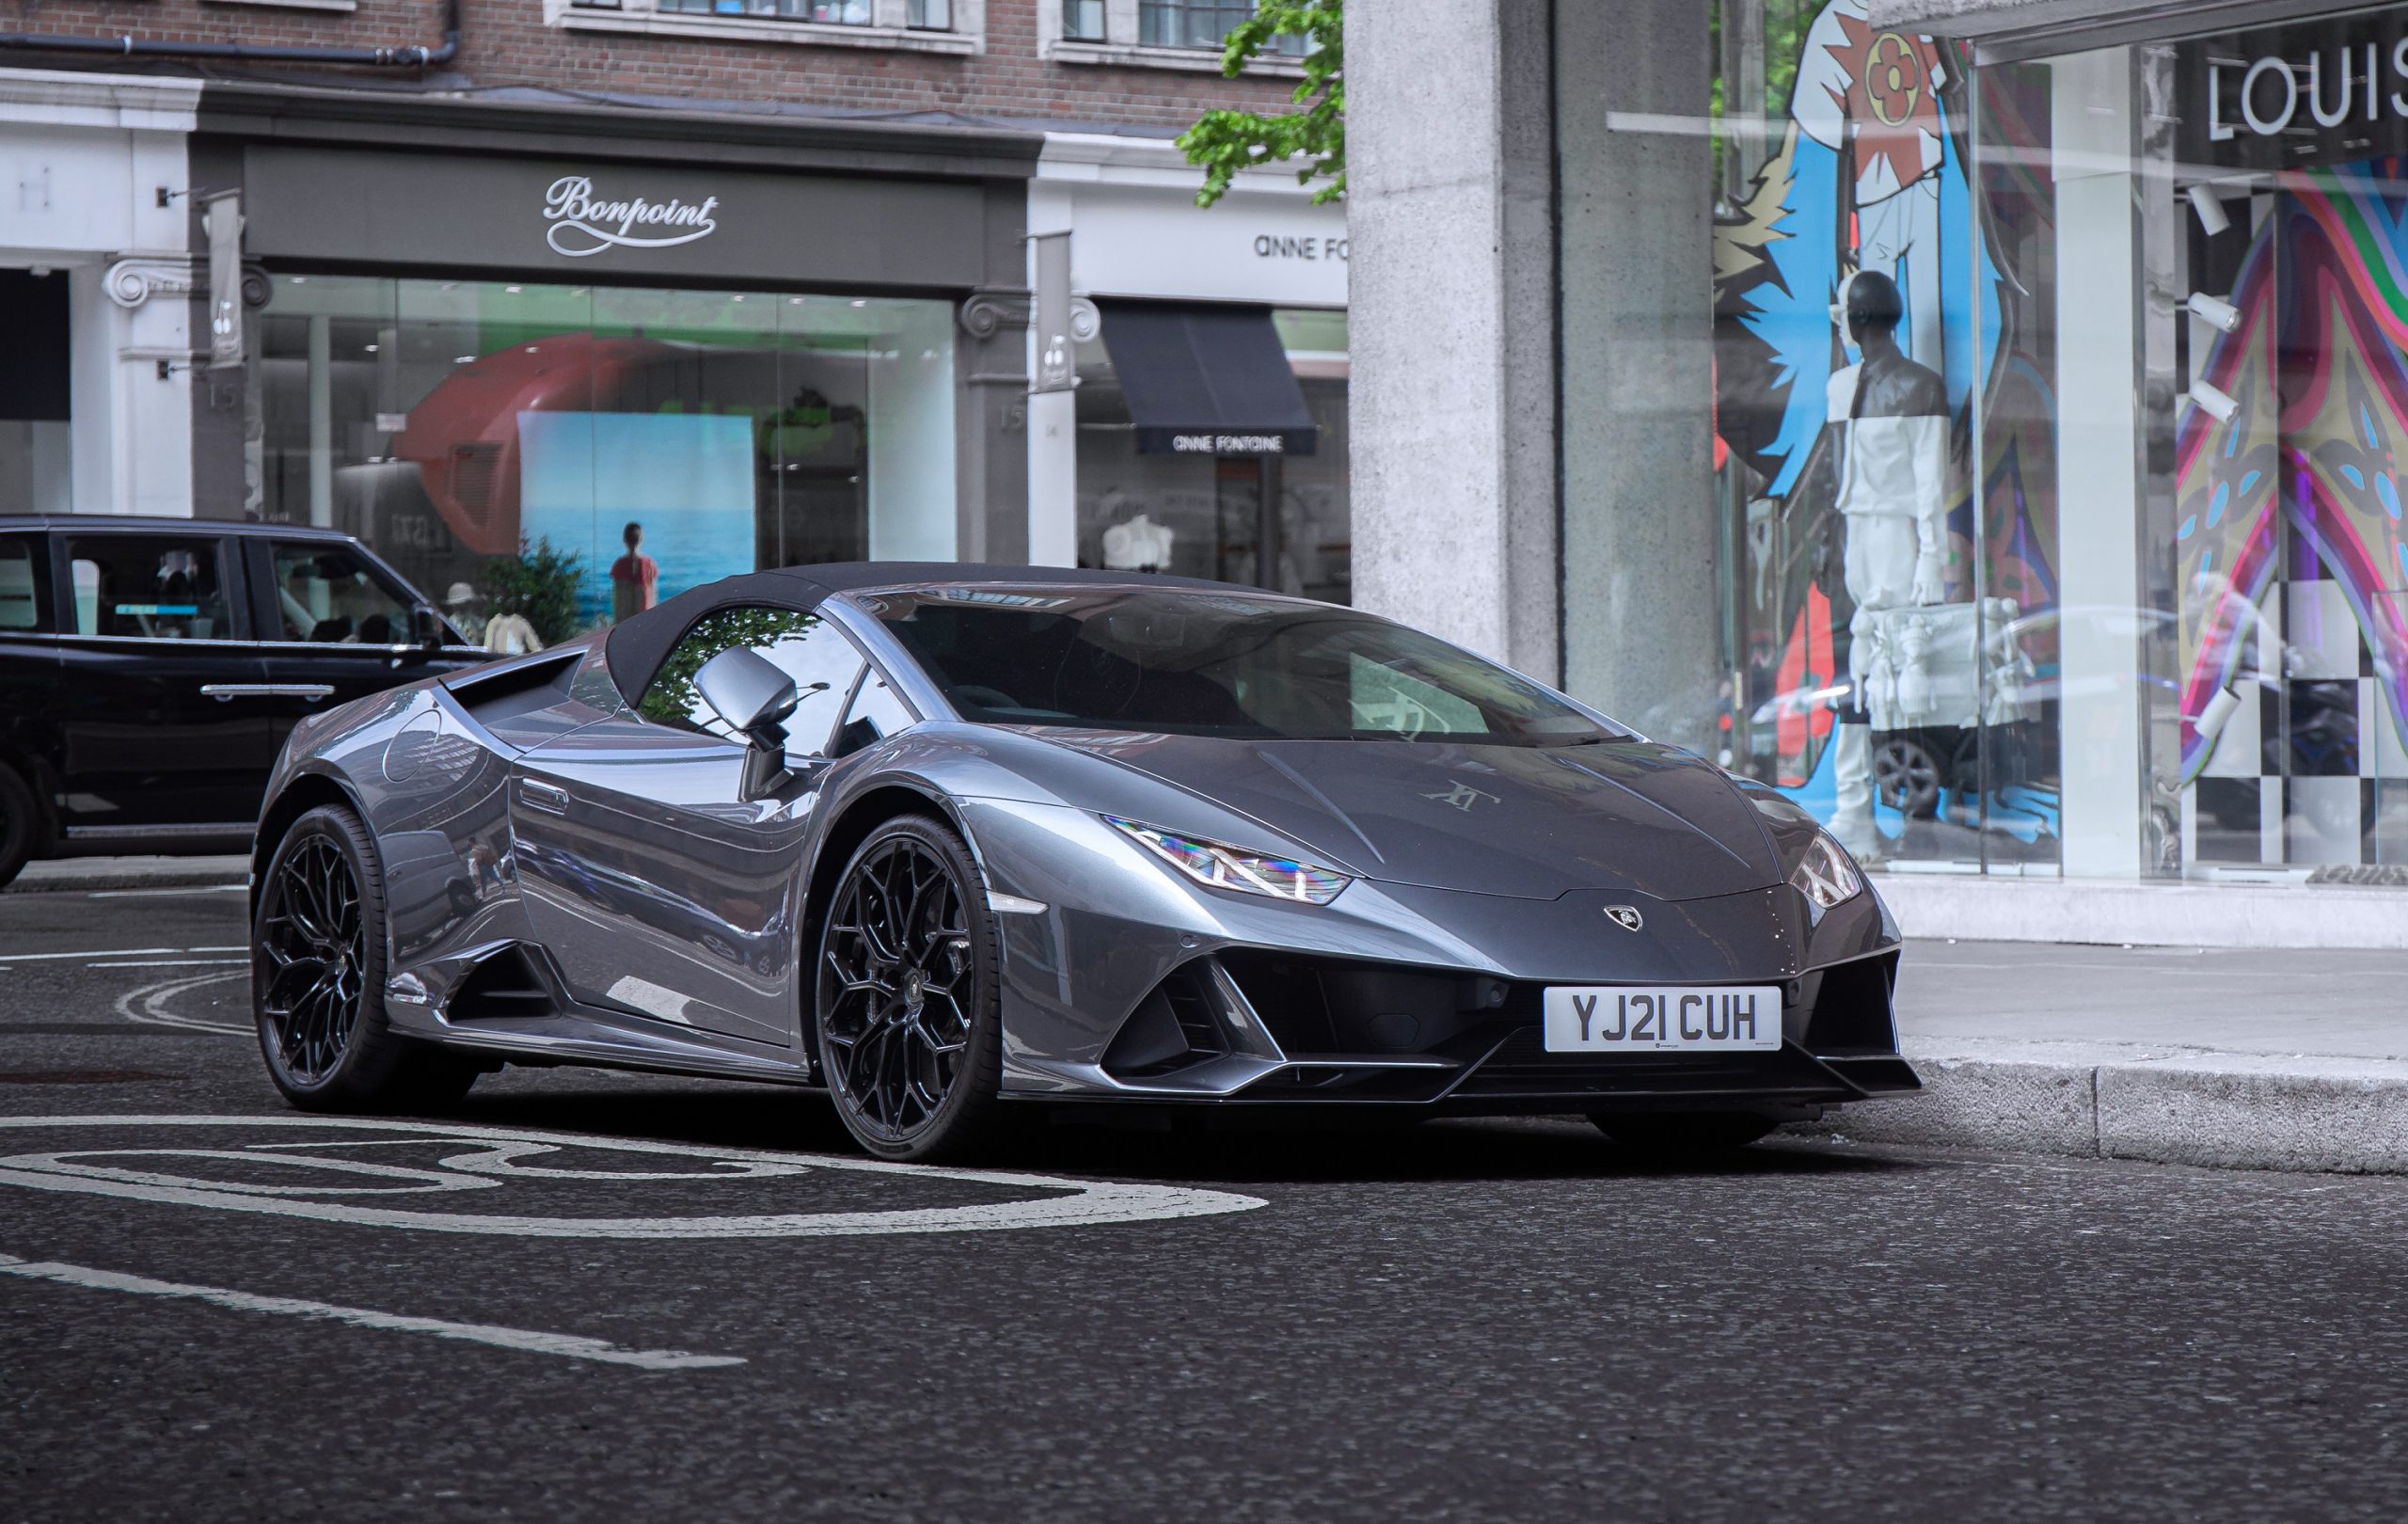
<box><xmin>248</xmin><ymin>278</ymin><xmax>956</xmax><ymax>635</ymax></box>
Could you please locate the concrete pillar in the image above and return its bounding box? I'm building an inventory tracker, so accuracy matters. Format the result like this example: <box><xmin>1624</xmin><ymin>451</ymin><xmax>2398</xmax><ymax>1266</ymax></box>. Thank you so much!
<box><xmin>1349</xmin><ymin>0</ymin><xmax>1559</xmax><ymax>679</ymax></box>
<box><xmin>1554</xmin><ymin>2</ymin><xmax>1719</xmax><ymax>748</ymax></box>
<box><xmin>307</xmin><ymin>313</ymin><xmax>333</xmax><ymax>529</ymax></box>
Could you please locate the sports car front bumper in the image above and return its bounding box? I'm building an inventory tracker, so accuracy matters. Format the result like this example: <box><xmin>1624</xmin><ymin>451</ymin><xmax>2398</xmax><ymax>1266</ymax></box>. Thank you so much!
<box><xmin>962</xmin><ymin>800</ymin><xmax>1916</xmax><ymax>1117</ymax></box>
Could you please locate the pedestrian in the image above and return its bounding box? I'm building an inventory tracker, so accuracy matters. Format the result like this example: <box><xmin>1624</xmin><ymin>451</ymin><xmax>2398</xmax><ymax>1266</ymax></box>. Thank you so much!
<box><xmin>611</xmin><ymin>520</ymin><xmax>659</xmax><ymax>625</ymax></box>
<box><xmin>441</xmin><ymin>581</ymin><xmax>486</xmax><ymax>646</ymax></box>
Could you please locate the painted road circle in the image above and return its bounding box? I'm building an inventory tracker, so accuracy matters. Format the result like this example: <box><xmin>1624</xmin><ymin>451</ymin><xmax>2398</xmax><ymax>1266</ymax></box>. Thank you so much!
<box><xmin>0</xmin><ymin>1115</ymin><xmax>1267</xmax><ymax>1238</ymax></box>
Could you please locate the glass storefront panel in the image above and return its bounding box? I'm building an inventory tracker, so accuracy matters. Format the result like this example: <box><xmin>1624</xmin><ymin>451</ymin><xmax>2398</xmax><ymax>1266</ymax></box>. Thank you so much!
<box><xmin>1687</xmin><ymin>3</ymin><xmax>2047</xmax><ymax>872</ymax></box>
<box><xmin>1071</xmin><ymin>308</ymin><xmax>1350</xmax><ymax>602</ymax></box>
<box><xmin>249</xmin><ymin>276</ymin><xmax>955</xmax><ymax>636</ymax></box>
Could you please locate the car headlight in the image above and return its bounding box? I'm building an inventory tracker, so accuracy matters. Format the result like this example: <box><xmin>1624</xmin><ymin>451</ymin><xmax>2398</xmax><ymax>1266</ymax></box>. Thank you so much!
<box><xmin>1103</xmin><ymin>817</ymin><xmax>1352</xmax><ymax>906</ymax></box>
<box><xmin>1788</xmin><ymin>830</ymin><xmax>1863</xmax><ymax>910</ymax></box>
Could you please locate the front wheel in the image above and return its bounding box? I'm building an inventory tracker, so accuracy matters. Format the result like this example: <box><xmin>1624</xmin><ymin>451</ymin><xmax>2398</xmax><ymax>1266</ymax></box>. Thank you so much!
<box><xmin>1591</xmin><ymin>1111</ymin><xmax>1780</xmax><ymax>1156</ymax></box>
<box><xmin>253</xmin><ymin>804</ymin><xmax>481</xmax><ymax>1113</ymax></box>
<box><xmin>813</xmin><ymin>815</ymin><xmax>1006</xmax><ymax>1162</ymax></box>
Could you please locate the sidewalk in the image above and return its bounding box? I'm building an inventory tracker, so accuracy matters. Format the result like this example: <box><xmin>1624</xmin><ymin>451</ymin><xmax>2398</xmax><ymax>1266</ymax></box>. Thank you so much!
<box><xmin>5</xmin><ymin>856</ymin><xmax>250</xmax><ymax>895</ymax></box>
<box><xmin>1824</xmin><ymin>939</ymin><xmax>2408</xmax><ymax>1175</ymax></box>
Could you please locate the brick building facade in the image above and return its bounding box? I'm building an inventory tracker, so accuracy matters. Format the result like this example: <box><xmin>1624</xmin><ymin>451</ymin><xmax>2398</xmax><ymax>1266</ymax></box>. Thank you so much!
<box><xmin>0</xmin><ymin>2</ymin><xmax>1351</xmax><ymax>613</ymax></box>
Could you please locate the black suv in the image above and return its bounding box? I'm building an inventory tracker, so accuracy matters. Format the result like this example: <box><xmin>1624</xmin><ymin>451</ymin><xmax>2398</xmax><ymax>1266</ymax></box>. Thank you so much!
<box><xmin>0</xmin><ymin>516</ymin><xmax>490</xmax><ymax>887</ymax></box>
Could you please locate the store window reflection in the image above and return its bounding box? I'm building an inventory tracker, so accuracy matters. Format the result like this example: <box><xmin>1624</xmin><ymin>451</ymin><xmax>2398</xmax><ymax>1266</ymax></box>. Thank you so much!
<box><xmin>1707</xmin><ymin>1</ymin><xmax>2050</xmax><ymax>873</ymax></box>
<box><xmin>249</xmin><ymin>277</ymin><xmax>955</xmax><ymax>631</ymax></box>
<box><xmin>1071</xmin><ymin>308</ymin><xmax>1351</xmax><ymax>603</ymax></box>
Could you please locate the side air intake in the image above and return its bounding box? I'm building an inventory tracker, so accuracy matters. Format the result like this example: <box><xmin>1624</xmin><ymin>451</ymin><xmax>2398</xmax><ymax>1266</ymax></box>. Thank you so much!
<box><xmin>442</xmin><ymin>945</ymin><xmax>557</xmax><ymax>1022</ymax></box>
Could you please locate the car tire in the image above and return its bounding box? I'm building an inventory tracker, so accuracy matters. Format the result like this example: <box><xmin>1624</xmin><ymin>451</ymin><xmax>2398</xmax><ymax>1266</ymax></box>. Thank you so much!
<box><xmin>253</xmin><ymin>804</ymin><xmax>481</xmax><ymax>1114</ymax></box>
<box><xmin>813</xmin><ymin>813</ymin><xmax>1007</xmax><ymax>1163</ymax></box>
<box><xmin>0</xmin><ymin>761</ymin><xmax>37</xmax><ymax>891</ymax></box>
<box><xmin>1591</xmin><ymin>1111</ymin><xmax>1780</xmax><ymax>1155</ymax></box>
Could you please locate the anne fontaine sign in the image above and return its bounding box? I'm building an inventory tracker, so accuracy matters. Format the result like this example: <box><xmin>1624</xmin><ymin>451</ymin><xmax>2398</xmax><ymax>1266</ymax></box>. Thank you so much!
<box><xmin>544</xmin><ymin>175</ymin><xmax>721</xmax><ymax>259</ymax></box>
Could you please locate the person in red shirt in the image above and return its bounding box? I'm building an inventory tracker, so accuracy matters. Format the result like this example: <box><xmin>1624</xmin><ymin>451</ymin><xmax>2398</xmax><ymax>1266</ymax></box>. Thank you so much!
<box><xmin>610</xmin><ymin>520</ymin><xmax>659</xmax><ymax>625</ymax></box>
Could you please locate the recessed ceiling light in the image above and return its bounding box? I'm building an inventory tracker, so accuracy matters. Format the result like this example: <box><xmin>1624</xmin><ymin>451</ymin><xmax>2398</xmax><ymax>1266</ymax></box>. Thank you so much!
<box><xmin>849</xmin><ymin>299</ymin><xmax>868</xmax><ymax>308</ymax></box>
<box><xmin>505</xmin><ymin>285</ymin><xmax>524</xmax><ymax>294</ymax></box>
<box><xmin>364</xmin><ymin>343</ymin><xmax>379</xmax><ymax>353</ymax></box>
<box><xmin>453</xmin><ymin>355</ymin><xmax>475</xmax><ymax>363</ymax></box>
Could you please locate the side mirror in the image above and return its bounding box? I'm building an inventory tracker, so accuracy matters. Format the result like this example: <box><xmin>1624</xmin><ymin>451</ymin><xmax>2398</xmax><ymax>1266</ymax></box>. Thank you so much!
<box><xmin>408</xmin><ymin>604</ymin><xmax>448</xmax><ymax>650</ymax></box>
<box><xmin>694</xmin><ymin>647</ymin><xmax>810</xmax><ymax>799</ymax></box>
<box><xmin>694</xmin><ymin>646</ymin><xmax>801</xmax><ymax>740</ymax></box>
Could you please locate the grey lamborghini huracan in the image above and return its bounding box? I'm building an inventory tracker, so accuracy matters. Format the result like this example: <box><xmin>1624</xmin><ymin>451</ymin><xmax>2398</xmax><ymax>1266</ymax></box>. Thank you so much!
<box><xmin>247</xmin><ymin>564</ymin><xmax>1918</xmax><ymax>1160</ymax></box>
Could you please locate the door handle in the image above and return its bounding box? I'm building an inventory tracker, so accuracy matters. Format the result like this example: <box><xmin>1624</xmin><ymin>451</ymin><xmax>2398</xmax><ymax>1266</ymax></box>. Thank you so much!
<box><xmin>200</xmin><ymin>683</ymin><xmax>338</xmax><ymax>703</ymax></box>
<box><xmin>518</xmin><ymin>780</ymin><xmax>571</xmax><ymax>816</ymax></box>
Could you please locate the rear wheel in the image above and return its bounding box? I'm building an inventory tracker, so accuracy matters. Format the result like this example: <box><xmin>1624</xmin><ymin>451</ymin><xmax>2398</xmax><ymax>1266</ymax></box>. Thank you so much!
<box><xmin>813</xmin><ymin>815</ymin><xmax>1006</xmax><ymax>1162</ymax></box>
<box><xmin>0</xmin><ymin>762</ymin><xmax>39</xmax><ymax>890</ymax></box>
<box><xmin>253</xmin><ymin>804</ymin><xmax>480</xmax><ymax>1113</ymax></box>
<box><xmin>1591</xmin><ymin>1111</ymin><xmax>1780</xmax><ymax>1155</ymax></box>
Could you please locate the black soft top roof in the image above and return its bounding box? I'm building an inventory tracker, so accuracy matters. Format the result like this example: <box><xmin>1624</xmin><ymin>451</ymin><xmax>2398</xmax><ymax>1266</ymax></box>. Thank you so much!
<box><xmin>602</xmin><ymin>562</ymin><xmax>1240</xmax><ymax>706</ymax></box>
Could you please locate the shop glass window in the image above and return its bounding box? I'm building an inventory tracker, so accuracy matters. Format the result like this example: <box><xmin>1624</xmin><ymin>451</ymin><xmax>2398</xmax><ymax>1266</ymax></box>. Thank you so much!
<box><xmin>1138</xmin><ymin>0</ymin><xmax>1304</xmax><ymax>54</ymax></box>
<box><xmin>0</xmin><ymin>536</ymin><xmax>47</xmax><ymax>631</ymax></box>
<box><xmin>0</xmin><ymin>271</ymin><xmax>71</xmax><ymax>517</ymax></box>
<box><xmin>268</xmin><ymin>542</ymin><xmax>417</xmax><ymax>645</ymax></box>
<box><xmin>1063</xmin><ymin>0</ymin><xmax>1103</xmax><ymax>40</ymax></box>
<box><xmin>248</xmin><ymin>277</ymin><xmax>955</xmax><ymax>638</ymax></box>
<box><xmin>640</xmin><ymin>606</ymin><xmax>865</xmax><ymax>757</ymax></box>
<box><xmin>65</xmin><ymin>537</ymin><xmax>232</xmax><ymax>642</ymax></box>
<box><xmin>656</xmin><ymin>0</ymin><xmax>874</xmax><ymax>19</ymax></box>
<box><xmin>1071</xmin><ymin>308</ymin><xmax>1348</xmax><ymax>602</ymax></box>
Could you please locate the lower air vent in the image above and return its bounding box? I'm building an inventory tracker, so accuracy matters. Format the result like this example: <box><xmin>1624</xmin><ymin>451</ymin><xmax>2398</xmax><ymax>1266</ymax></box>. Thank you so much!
<box><xmin>1101</xmin><ymin>963</ymin><xmax>1228</xmax><ymax>1079</ymax></box>
<box><xmin>443</xmin><ymin>945</ymin><xmax>556</xmax><ymax>1022</ymax></box>
<box><xmin>1800</xmin><ymin>952</ymin><xmax>1899</xmax><ymax>1055</ymax></box>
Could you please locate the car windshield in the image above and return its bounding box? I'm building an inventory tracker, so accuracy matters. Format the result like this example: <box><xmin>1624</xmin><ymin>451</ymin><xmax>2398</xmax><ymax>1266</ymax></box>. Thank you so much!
<box><xmin>858</xmin><ymin>587</ymin><xmax>1624</xmax><ymax>745</ymax></box>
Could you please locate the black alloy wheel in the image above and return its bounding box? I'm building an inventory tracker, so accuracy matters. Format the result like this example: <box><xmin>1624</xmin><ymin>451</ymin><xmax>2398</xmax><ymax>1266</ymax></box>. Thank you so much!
<box><xmin>259</xmin><ymin>831</ymin><xmax>369</xmax><ymax>1086</ymax></box>
<box><xmin>815</xmin><ymin>816</ymin><xmax>1005</xmax><ymax>1161</ymax></box>
<box><xmin>253</xmin><ymin>805</ymin><xmax>480</xmax><ymax>1113</ymax></box>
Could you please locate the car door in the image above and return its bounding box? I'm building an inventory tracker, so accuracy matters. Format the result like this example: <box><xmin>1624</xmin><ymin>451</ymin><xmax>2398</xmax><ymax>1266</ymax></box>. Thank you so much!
<box><xmin>0</xmin><ymin>531</ymin><xmax>64</xmax><ymax>829</ymax></box>
<box><xmin>246</xmin><ymin>537</ymin><xmax>456</xmax><ymax>752</ymax></box>
<box><xmin>508</xmin><ymin>605</ymin><xmax>867</xmax><ymax>1049</ymax></box>
<box><xmin>50</xmin><ymin>527</ymin><xmax>274</xmax><ymax>836</ymax></box>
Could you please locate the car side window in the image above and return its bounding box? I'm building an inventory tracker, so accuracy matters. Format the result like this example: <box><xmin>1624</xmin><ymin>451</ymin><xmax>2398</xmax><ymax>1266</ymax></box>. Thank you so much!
<box><xmin>639</xmin><ymin>606</ymin><xmax>866</xmax><ymax>759</ymax></box>
<box><xmin>65</xmin><ymin>536</ymin><xmax>232</xmax><ymax>641</ymax></box>
<box><xmin>268</xmin><ymin>542</ymin><xmax>415</xmax><ymax>645</ymax></box>
<box><xmin>0</xmin><ymin>535</ymin><xmax>49</xmax><ymax>631</ymax></box>
<box><xmin>832</xmin><ymin>668</ymin><xmax>919</xmax><ymax>758</ymax></box>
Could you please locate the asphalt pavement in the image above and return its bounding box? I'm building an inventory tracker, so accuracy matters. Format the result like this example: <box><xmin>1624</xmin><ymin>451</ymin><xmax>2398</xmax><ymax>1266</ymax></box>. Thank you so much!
<box><xmin>6</xmin><ymin>892</ymin><xmax>2408</xmax><ymax>1522</ymax></box>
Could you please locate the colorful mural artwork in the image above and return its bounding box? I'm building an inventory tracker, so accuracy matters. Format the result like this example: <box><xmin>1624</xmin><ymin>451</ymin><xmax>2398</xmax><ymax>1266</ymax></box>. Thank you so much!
<box><xmin>1712</xmin><ymin>0</ymin><xmax>2060</xmax><ymax>856</ymax></box>
<box><xmin>2180</xmin><ymin>160</ymin><xmax>2408</xmax><ymax>783</ymax></box>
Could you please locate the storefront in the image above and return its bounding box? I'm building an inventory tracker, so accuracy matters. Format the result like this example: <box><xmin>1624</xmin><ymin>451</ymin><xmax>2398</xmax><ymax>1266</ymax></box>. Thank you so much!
<box><xmin>1026</xmin><ymin>133</ymin><xmax>1349</xmax><ymax>599</ymax></box>
<box><xmin>188</xmin><ymin>86</ymin><xmax>1038</xmax><ymax>627</ymax></box>
<box><xmin>0</xmin><ymin>69</ymin><xmax>200</xmax><ymax>518</ymax></box>
<box><xmin>1533</xmin><ymin>0</ymin><xmax>2408</xmax><ymax>891</ymax></box>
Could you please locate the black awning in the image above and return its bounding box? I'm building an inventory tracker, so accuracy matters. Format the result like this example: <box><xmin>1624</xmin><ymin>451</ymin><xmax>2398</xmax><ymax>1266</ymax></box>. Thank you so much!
<box><xmin>1094</xmin><ymin>299</ymin><xmax>1318</xmax><ymax>457</ymax></box>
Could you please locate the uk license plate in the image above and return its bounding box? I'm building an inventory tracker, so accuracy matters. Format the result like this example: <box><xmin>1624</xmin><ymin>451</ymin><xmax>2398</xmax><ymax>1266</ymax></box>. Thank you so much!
<box><xmin>1540</xmin><ymin>986</ymin><xmax>1782</xmax><ymax>1053</ymax></box>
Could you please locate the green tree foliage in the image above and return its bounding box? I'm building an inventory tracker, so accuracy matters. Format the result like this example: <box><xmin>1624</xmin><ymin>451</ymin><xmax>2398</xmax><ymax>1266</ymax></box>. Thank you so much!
<box><xmin>637</xmin><ymin>607</ymin><xmax>823</xmax><ymax>732</ymax></box>
<box><xmin>1177</xmin><ymin>1</ymin><xmax>1343</xmax><ymax>209</ymax></box>
<box><xmin>480</xmin><ymin>537</ymin><xmax>586</xmax><ymax>647</ymax></box>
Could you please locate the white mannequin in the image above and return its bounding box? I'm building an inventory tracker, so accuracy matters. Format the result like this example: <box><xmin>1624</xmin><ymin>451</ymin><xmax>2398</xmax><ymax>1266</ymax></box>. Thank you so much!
<box><xmin>1824</xmin><ymin>269</ymin><xmax>1949</xmax><ymax>858</ymax></box>
<box><xmin>1101</xmin><ymin>513</ymin><xmax>1175</xmax><ymax>574</ymax></box>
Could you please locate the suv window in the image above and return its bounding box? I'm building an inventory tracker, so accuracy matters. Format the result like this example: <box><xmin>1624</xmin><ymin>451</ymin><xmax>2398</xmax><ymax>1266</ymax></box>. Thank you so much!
<box><xmin>67</xmin><ymin>536</ymin><xmax>232</xmax><ymax>641</ymax></box>
<box><xmin>269</xmin><ymin>542</ymin><xmax>415</xmax><ymax>645</ymax></box>
<box><xmin>0</xmin><ymin>535</ymin><xmax>47</xmax><ymax>631</ymax></box>
<box><xmin>639</xmin><ymin>606</ymin><xmax>866</xmax><ymax>759</ymax></box>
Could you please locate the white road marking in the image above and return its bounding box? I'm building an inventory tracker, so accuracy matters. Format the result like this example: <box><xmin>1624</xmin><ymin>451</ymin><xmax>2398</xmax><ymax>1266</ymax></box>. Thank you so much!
<box><xmin>0</xmin><ymin>948</ymin><xmax>181</xmax><ymax>963</ymax></box>
<box><xmin>0</xmin><ymin>1253</ymin><xmax>743</xmax><ymax>1371</ymax></box>
<box><xmin>116</xmin><ymin>973</ymin><xmax>250</xmax><ymax>1037</ymax></box>
<box><xmin>0</xmin><ymin>1116</ymin><xmax>1270</xmax><ymax>1238</ymax></box>
<box><xmin>86</xmin><ymin>885</ymin><xmax>247</xmax><ymax>898</ymax></box>
<box><xmin>90</xmin><ymin>960</ymin><xmax>248</xmax><ymax>969</ymax></box>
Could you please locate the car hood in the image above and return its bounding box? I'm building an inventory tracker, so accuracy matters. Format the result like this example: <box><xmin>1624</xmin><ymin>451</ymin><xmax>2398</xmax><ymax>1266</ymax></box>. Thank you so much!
<box><xmin>1024</xmin><ymin>732</ymin><xmax>1782</xmax><ymax>902</ymax></box>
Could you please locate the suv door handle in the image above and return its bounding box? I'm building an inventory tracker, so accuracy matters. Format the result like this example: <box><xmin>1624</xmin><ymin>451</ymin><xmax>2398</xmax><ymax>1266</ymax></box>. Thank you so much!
<box><xmin>518</xmin><ymin>780</ymin><xmax>571</xmax><ymax>816</ymax></box>
<box><xmin>200</xmin><ymin>683</ymin><xmax>338</xmax><ymax>702</ymax></box>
